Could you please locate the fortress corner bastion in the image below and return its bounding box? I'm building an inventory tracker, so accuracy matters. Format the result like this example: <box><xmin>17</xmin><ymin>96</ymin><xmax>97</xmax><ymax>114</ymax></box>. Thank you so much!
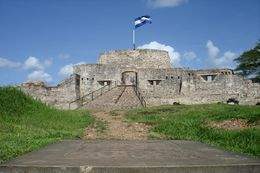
<box><xmin>20</xmin><ymin>49</ymin><xmax>260</xmax><ymax>109</ymax></box>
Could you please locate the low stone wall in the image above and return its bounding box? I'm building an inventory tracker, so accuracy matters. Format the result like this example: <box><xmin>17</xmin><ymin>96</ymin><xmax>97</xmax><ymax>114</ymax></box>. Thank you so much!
<box><xmin>20</xmin><ymin>74</ymin><xmax>80</xmax><ymax>109</ymax></box>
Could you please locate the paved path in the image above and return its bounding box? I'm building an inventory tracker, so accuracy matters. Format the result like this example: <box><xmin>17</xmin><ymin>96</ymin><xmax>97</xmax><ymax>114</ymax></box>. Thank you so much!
<box><xmin>1</xmin><ymin>140</ymin><xmax>259</xmax><ymax>173</ymax></box>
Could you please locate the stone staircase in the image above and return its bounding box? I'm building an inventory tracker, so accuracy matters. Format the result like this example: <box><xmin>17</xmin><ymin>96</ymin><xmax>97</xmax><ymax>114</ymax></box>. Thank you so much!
<box><xmin>115</xmin><ymin>86</ymin><xmax>142</xmax><ymax>109</ymax></box>
<box><xmin>82</xmin><ymin>85</ymin><xmax>143</xmax><ymax>110</ymax></box>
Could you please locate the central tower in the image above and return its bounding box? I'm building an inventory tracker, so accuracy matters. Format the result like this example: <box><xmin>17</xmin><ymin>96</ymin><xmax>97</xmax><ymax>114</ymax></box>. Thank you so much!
<box><xmin>98</xmin><ymin>49</ymin><xmax>171</xmax><ymax>69</ymax></box>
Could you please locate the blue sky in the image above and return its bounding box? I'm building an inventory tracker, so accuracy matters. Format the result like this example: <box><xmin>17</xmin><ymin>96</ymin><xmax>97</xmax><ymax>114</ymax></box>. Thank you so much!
<box><xmin>0</xmin><ymin>0</ymin><xmax>259</xmax><ymax>85</ymax></box>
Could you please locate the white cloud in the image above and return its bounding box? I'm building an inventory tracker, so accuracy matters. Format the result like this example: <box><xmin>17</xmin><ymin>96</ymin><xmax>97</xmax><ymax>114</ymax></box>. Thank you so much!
<box><xmin>24</xmin><ymin>56</ymin><xmax>44</xmax><ymax>70</ymax></box>
<box><xmin>206</xmin><ymin>40</ymin><xmax>236</xmax><ymax>68</ymax></box>
<box><xmin>23</xmin><ymin>56</ymin><xmax>53</xmax><ymax>83</ymax></box>
<box><xmin>58</xmin><ymin>53</ymin><xmax>70</xmax><ymax>59</ymax></box>
<box><xmin>183</xmin><ymin>51</ymin><xmax>197</xmax><ymax>60</ymax></box>
<box><xmin>215</xmin><ymin>51</ymin><xmax>236</xmax><ymax>68</ymax></box>
<box><xmin>147</xmin><ymin>0</ymin><xmax>188</xmax><ymax>8</ymax></box>
<box><xmin>138</xmin><ymin>41</ymin><xmax>181</xmax><ymax>67</ymax></box>
<box><xmin>59</xmin><ymin>62</ymin><xmax>85</xmax><ymax>77</ymax></box>
<box><xmin>0</xmin><ymin>57</ymin><xmax>21</xmax><ymax>68</ymax></box>
<box><xmin>206</xmin><ymin>40</ymin><xmax>220</xmax><ymax>60</ymax></box>
<box><xmin>59</xmin><ymin>64</ymin><xmax>73</xmax><ymax>77</ymax></box>
<box><xmin>44</xmin><ymin>58</ymin><xmax>53</xmax><ymax>67</ymax></box>
<box><xmin>27</xmin><ymin>70</ymin><xmax>52</xmax><ymax>83</ymax></box>
<box><xmin>0</xmin><ymin>56</ymin><xmax>54</xmax><ymax>83</ymax></box>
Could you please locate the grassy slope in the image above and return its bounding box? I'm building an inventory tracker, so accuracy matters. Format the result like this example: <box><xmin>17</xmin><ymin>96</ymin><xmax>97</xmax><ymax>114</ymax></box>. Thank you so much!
<box><xmin>126</xmin><ymin>104</ymin><xmax>260</xmax><ymax>157</ymax></box>
<box><xmin>0</xmin><ymin>87</ymin><xmax>94</xmax><ymax>163</ymax></box>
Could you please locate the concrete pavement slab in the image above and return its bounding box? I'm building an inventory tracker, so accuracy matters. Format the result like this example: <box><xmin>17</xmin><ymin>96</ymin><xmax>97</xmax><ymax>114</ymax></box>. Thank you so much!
<box><xmin>0</xmin><ymin>140</ymin><xmax>259</xmax><ymax>173</ymax></box>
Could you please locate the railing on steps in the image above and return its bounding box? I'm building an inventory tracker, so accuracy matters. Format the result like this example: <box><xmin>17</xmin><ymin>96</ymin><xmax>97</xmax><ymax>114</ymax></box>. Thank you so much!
<box><xmin>69</xmin><ymin>81</ymin><xmax>117</xmax><ymax>109</ymax></box>
<box><xmin>114</xmin><ymin>85</ymin><xmax>126</xmax><ymax>104</ymax></box>
<box><xmin>133</xmin><ymin>85</ymin><xmax>146</xmax><ymax>107</ymax></box>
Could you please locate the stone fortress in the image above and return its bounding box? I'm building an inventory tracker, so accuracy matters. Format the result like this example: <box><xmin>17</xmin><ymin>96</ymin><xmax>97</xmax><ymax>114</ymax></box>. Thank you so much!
<box><xmin>21</xmin><ymin>49</ymin><xmax>260</xmax><ymax>109</ymax></box>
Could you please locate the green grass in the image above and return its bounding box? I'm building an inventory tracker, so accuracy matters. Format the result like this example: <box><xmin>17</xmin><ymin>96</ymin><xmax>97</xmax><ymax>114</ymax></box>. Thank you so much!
<box><xmin>93</xmin><ymin>119</ymin><xmax>107</xmax><ymax>133</ymax></box>
<box><xmin>126</xmin><ymin>104</ymin><xmax>260</xmax><ymax>157</ymax></box>
<box><xmin>0</xmin><ymin>87</ymin><xmax>94</xmax><ymax>164</ymax></box>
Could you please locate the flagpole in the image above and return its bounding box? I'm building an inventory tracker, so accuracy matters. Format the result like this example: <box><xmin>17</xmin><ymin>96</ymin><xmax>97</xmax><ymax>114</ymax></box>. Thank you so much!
<box><xmin>133</xmin><ymin>29</ymin><xmax>135</xmax><ymax>50</ymax></box>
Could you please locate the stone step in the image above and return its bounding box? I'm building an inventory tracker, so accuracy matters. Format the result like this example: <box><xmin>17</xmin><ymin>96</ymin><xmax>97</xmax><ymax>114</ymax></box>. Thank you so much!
<box><xmin>116</xmin><ymin>86</ymin><xmax>142</xmax><ymax>109</ymax></box>
<box><xmin>83</xmin><ymin>86</ymin><xmax>143</xmax><ymax>110</ymax></box>
<box><xmin>1</xmin><ymin>140</ymin><xmax>259</xmax><ymax>173</ymax></box>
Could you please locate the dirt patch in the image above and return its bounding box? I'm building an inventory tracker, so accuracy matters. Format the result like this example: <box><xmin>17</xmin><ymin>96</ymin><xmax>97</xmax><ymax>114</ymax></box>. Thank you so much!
<box><xmin>84</xmin><ymin>127</ymin><xmax>98</xmax><ymax>140</ymax></box>
<box><xmin>83</xmin><ymin>110</ymin><xmax>150</xmax><ymax>140</ymax></box>
<box><xmin>208</xmin><ymin>119</ymin><xmax>252</xmax><ymax>130</ymax></box>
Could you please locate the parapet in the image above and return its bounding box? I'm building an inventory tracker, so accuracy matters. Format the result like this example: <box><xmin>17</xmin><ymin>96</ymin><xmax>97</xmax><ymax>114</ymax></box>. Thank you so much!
<box><xmin>98</xmin><ymin>49</ymin><xmax>171</xmax><ymax>69</ymax></box>
<box><xmin>194</xmin><ymin>69</ymin><xmax>234</xmax><ymax>75</ymax></box>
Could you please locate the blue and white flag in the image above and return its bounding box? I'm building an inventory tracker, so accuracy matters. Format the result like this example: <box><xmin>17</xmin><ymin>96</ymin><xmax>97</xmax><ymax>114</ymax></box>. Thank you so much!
<box><xmin>135</xmin><ymin>15</ymin><xmax>152</xmax><ymax>29</ymax></box>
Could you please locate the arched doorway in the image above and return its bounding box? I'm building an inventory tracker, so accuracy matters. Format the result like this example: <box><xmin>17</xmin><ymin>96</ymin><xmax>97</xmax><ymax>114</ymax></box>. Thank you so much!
<box><xmin>121</xmin><ymin>71</ymin><xmax>137</xmax><ymax>86</ymax></box>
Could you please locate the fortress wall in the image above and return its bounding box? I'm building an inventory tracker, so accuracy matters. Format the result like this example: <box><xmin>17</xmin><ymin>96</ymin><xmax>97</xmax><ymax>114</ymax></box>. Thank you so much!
<box><xmin>73</xmin><ymin>63</ymin><xmax>260</xmax><ymax>106</ymax></box>
<box><xmin>189</xmin><ymin>74</ymin><xmax>260</xmax><ymax>104</ymax></box>
<box><xmin>20</xmin><ymin>74</ymin><xmax>80</xmax><ymax>109</ymax></box>
<box><xmin>187</xmin><ymin>74</ymin><xmax>239</xmax><ymax>104</ymax></box>
<box><xmin>74</xmin><ymin>65</ymin><xmax>191</xmax><ymax>99</ymax></box>
<box><xmin>73</xmin><ymin>63</ymin><xmax>260</xmax><ymax>105</ymax></box>
<box><xmin>136</xmin><ymin>68</ymin><xmax>260</xmax><ymax>105</ymax></box>
<box><xmin>248</xmin><ymin>83</ymin><xmax>260</xmax><ymax>104</ymax></box>
<box><xmin>137</xmin><ymin>68</ymin><xmax>191</xmax><ymax>99</ymax></box>
<box><xmin>20</xmin><ymin>65</ymin><xmax>260</xmax><ymax>109</ymax></box>
<box><xmin>99</xmin><ymin>49</ymin><xmax>171</xmax><ymax>69</ymax></box>
<box><xmin>74</xmin><ymin>64</ymin><xmax>102</xmax><ymax>95</ymax></box>
<box><xmin>74</xmin><ymin>64</ymin><xmax>122</xmax><ymax>96</ymax></box>
<box><xmin>136</xmin><ymin>68</ymin><xmax>196</xmax><ymax>105</ymax></box>
<box><xmin>18</xmin><ymin>49</ymin><xmax>260</xmax><ymax>109</ymax></box>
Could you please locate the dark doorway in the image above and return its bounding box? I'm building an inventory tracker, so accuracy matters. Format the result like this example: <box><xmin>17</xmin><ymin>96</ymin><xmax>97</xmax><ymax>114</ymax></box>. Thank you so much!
<box><xmin>121</xmin><ymin>71</ymin><xmax>137</xmax><ymax>86</ymax></box>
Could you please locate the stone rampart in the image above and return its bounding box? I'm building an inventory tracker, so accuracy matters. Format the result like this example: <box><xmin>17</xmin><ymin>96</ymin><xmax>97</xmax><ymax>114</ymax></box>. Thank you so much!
<box><xmin>141</xmin><ymin>69</ymin><xmax>260</xmax><ymax>106</ymax></box>
<box><xmin>20</xmin><ymin>74</ymin><xmax>80</xmax><ymax>109</ymax></box>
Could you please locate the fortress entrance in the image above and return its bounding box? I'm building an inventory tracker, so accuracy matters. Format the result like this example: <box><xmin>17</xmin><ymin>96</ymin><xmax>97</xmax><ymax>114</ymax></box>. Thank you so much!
<box><xmin>122</xmin><ymin>71</ymin><xmax>137</xmax><ymax>86</ymax></box>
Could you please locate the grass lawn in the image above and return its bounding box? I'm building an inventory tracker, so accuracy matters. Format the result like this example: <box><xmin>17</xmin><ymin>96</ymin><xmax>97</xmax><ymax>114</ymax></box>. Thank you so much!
<box><xmin>126</xmin><ymin>104</ymin><xmax>260</xmax><ymax>157</ymax></box>
<box><xmin>0</xmin><ymin>87</ymin><xmax>94</xmax><ymax>164</ymax></box>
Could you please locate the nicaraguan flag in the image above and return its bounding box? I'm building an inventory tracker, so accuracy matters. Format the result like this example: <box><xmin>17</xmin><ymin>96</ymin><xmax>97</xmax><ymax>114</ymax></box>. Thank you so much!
<box><xmin>135</xmin><ymin>15</ymin><xmax>152</xmax><ymax>29</ymax></box>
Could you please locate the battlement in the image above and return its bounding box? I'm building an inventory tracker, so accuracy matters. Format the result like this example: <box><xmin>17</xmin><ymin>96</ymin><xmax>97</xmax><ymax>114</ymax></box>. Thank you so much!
<box><xmin>98</xmin><ymin>49</ymin><xmax>171</xmax><ymax>69</ymax></box>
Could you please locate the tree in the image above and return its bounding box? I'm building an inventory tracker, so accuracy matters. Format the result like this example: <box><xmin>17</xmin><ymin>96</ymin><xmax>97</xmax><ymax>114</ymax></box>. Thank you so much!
<box><xmin>235</xmin><ymin>42</ymin><xmax>260</xmax><ymax>83</ymax></box>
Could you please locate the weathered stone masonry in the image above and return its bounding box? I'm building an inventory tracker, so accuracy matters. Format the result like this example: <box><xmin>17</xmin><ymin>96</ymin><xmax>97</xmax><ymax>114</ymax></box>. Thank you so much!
<box><xmin>20</xmin><ymin>74</ymin><xmax>81</xmax><ymax>109</ymax></box>
<box><xmin>20</xmin><ymin>49</ymin><xmax>260</xmax><ymax>109</ymax></box>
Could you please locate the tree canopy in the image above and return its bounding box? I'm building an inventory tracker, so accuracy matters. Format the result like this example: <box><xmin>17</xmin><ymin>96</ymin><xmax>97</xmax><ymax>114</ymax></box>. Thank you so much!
<box><xmin>235</xmin><ymin>42</ymin><xmax>260</xmax><ymax>83</ymax></box>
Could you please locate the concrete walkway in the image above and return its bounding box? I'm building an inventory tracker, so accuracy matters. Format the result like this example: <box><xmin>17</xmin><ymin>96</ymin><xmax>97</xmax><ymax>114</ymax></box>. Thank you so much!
<box><xmin>1</xmin><ymin>140</ymin><xmax>259</xmax><ymax>173</ymax></box>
